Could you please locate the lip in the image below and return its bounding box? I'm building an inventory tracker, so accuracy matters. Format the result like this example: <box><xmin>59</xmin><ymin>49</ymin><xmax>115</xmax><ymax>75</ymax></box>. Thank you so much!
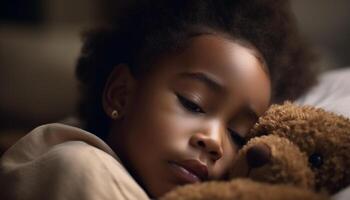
<box><xmin>169</xmin><ymin>159</ymin><xmax>208</xmax><ymax>183</ymax></box>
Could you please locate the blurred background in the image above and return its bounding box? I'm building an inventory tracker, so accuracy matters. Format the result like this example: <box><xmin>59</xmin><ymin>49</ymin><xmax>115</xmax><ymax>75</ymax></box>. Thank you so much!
<box><xmin>1</xmin><ymin>0</ymin><xmax>350</xmax><ymax>153</ymax></box>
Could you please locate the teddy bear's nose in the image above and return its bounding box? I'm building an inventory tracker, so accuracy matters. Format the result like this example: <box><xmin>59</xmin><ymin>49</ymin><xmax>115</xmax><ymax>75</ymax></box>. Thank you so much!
<box><xmin>246</xmin><ymin>143</ymin><xmax>271</xmax><ymax>168</ymax></box>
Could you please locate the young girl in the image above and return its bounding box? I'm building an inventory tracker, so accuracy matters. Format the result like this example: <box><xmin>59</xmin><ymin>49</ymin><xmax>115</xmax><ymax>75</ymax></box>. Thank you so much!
<box><xmin>0</xmin><ymin>0</ymin><xmax>316</xmax><ymax>199</ymax></box>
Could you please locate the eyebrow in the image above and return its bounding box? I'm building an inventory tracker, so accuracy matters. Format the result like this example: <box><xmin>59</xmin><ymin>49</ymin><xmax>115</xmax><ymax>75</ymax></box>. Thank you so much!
<box><xmin>178</xmin><ymin>72</ymin><xmax>224</xmax><ymax>92</ymax></box>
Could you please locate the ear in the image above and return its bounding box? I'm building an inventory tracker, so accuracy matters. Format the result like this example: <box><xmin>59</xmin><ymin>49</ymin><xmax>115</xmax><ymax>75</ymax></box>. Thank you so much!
<box><xmin>102</xmin><ymin>64</ymin><xmax>137</xmax><ymax>119</ymax></box>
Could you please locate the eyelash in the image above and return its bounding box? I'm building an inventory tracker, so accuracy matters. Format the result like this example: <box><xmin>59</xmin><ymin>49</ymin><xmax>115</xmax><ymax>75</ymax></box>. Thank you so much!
<box><xmin>176</xmin><ymin>94</ymin><xmax>205</xmax><ymax>114</ymax></box>
<box><xmin>176</xmin><ymin>94</ymin><xmax>246</xmax><ymax>147</ymax></box>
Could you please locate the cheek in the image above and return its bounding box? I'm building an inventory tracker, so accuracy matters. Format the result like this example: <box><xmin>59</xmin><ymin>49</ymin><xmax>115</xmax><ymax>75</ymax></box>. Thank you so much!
<box><xmin>127</xmin><ymin>89</ymin><xmax>192</xmax><ymax>155</ymax></box>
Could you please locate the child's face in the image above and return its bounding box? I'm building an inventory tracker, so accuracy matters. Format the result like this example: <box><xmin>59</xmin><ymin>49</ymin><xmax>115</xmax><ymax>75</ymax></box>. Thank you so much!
<box><xmin>105</xmin><ymin>35</ymin><xmax>271</xmax><ymax>197</ymax></box>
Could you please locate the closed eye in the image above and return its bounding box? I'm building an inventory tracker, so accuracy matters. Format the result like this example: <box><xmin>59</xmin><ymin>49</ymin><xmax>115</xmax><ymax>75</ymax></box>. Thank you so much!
<box><xmin>176</xmin><ymin>94</ymin><xmax>205</xmax><ymax>114</ymax></box>
<box><xmin>227</xmin><ymin>129</ymin><xmax>246</xmax><ymax>147</ymax></box>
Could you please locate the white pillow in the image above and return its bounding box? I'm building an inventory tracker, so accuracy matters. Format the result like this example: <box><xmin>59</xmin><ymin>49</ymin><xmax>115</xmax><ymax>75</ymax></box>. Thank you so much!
<box><xmin>295</xmin><ymin>67</ymin><xmax>350</xmax><ymax>118</ymax></box>
<box><xmin>333</xmin><ymin>187</ymin><xmax>350</xmax><ymax>200</ymax></box>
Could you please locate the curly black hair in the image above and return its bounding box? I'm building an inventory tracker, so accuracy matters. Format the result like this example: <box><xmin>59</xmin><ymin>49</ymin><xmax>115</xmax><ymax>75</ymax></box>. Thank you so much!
<box><xmin>76</xmin><ymin>0</ymin><xmax>317</xmax><ymax>139</ymax></box>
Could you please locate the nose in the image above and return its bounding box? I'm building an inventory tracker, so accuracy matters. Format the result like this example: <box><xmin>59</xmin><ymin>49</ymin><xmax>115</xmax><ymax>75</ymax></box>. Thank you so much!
<box><xmin>190</xmin><ymin>131</ymin><xmax>223</xmax><ymax>162</ymax></box>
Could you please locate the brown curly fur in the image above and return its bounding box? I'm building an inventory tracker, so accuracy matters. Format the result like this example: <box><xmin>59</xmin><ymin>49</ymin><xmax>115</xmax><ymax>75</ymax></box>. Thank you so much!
<box><xmin>249</xmin><ymin>102</ymin><xmax>350</xmax><ymax>194</ymax></box>
<box><xmin>161</xmin><ymin>179</ymin><xmax>327</xmax><ymax>200</ymax></box>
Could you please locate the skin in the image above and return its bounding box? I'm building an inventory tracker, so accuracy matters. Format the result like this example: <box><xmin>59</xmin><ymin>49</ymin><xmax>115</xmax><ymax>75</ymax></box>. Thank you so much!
<box><xmin>103</xmin><ymin>34</ymin><xmax>271</xmax><ymax>198</ymax></box>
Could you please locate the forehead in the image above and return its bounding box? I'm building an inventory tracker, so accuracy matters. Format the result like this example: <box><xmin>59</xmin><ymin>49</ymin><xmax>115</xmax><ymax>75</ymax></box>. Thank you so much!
<box><xmin>179</xmin><ymin>35</ymin><xmax>266</xmax><ymax>81</ymax></box>
<box><xmin>147</xmin><ymin>34</ymin><xmax>271</xmax><ymax>114</ymax></box>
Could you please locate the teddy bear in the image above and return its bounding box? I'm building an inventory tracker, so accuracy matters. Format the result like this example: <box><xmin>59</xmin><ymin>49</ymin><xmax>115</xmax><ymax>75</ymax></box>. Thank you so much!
<box><xmin>161</xmin><ymin>102</ymin><xmax>350</xmax><ymax>200</ymax></box>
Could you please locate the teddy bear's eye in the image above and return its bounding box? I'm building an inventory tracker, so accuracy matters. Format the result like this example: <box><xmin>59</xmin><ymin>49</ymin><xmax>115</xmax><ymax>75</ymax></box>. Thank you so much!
<box><xmin>309</xmin><ymin>153</ymin><xmax>323</xmax><ymax>168</ymax></box>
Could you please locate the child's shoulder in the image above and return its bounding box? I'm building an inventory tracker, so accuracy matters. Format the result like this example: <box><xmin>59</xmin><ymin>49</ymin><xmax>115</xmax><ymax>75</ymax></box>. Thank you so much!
<box><xmin>0</xmin><ymin>123</ymin><xmax>149</xmax><ymax>200</ymax></box>
<box><xmin>2</xmin><ymin>123</ymin><xmax>117</xmax><ymax>161</ymax></box>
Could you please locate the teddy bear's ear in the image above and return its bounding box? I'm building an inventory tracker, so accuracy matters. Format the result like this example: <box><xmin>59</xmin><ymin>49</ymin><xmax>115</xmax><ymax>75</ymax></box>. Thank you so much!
<box><xmin>247</xmin><ymin>102</ymin><xmax>295</xmax><ymax>138</ymax></box>
<box><xmin>230</xmin><ymin>135</ymin><xmax>315</xmax><ymax>190</ymax></box>
<box><xmin>246</xmin><ymin>103</ymin><xmax>287</xmax><ymax>139</ymax></box>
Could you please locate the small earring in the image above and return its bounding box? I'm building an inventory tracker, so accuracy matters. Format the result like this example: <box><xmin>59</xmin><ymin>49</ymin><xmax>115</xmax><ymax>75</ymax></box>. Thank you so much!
<box><xmin>111</xmin><ymin>110</ymin><xmax>119</xmax><ymax>119</ymax></box>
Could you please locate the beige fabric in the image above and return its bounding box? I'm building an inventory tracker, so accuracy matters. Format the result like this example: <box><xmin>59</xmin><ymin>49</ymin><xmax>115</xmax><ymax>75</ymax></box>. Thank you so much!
<box><xmin>0</xmin><ymin>123</ymin><xmax>150</xmax><ymax>200</ymax></box>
